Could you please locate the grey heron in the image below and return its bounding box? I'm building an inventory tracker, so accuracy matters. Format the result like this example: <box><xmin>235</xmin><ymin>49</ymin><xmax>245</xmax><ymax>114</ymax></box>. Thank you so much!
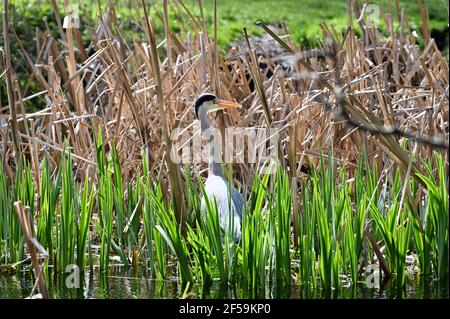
<box><xmin>194</xmin><ymin>93</ymin><xmax>244</xmax><ymax>242</ymax></box>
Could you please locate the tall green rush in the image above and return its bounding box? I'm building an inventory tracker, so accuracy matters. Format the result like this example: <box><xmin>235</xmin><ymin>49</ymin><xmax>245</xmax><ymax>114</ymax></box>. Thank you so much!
<box><xmin>76</xmin><ymin>177</ymin><xmax>94</xmax><ymax>272</ymax></box>
<box><xmin>57</xmin><ymin>148</ymin><xmax>76</xmax><ymax>273</ymax></box>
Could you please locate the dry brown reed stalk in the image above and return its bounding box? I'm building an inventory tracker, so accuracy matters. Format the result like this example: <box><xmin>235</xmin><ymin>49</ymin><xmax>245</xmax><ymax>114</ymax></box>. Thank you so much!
<box><xmin>256</xmin><ymin>10</ymin><xmax>448</xmax><ymax>183</ymax></box>
<box><xmin>365</xmin><ymin>223</ymin><xmax>392</xmax><ymax>279</ymax></box>
<box><xmin>141</xmin><ymin>0</ymin><xmax>186</xmax><ymax>226</ymax></box>
<box><xmin>14</xmin><ymin>201</ymin><xmax>50</xmax><ymax>299</ymax></box>
<box><xmin>0</xmin><ymin>1</ymin><xmax>447</xmax><ymax>206</ymax></box>
<box><xmin>2</xmin><ymin>0</ymin><xmax>21</xmax><ymax>161</ymax></box>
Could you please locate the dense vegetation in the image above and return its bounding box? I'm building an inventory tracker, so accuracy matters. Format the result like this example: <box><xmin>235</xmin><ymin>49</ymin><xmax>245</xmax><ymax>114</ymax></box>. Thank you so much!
<box><xmin>3</xmin><ymin>0</ymin><xmax>449</xmax><ymax>112</ymax></box>
<box><xmin>0</xmin><ymin>0</ymin><xmax>448</xmax><ymax>298</ymax></box>
<box><xmin>1</xmin><ymin>147</ymin><xmax>448</xmax><ymax>298</ymax></box>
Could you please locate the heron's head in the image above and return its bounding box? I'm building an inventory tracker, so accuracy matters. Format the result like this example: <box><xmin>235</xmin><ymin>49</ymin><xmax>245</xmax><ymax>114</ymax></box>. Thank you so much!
<box><xmin>194</xmin><ymin>93</ymin><xmax>241</xmax><ymax>118</ymax></box>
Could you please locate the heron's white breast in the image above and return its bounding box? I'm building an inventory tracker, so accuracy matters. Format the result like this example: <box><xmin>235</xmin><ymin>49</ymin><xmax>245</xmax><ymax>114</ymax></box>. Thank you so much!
<box><xmin>204</xmin><ymin>175</ymin><xmax>229</xmax><ymax>201</ymax></box>
<box><xmin>201</xmin><ymin>175</ymin><xmax>241</xmax><ymax>241</ymax></box>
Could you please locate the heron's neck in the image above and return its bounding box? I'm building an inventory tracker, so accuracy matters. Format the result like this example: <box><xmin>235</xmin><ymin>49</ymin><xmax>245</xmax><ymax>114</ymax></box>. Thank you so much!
<box><xmin>198</xmin><ymin>107</ymin><xmax>224</xmax><ymax>178</ymax></box>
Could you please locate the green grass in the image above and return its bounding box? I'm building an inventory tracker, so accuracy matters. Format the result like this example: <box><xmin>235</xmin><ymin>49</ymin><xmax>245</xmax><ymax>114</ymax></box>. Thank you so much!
<box><xmin>417</xmin><ymin>155</ymin><xmax>449</xmax><ymax>281</ymax></box>
<box><xmin>36</xmin><ymin>158</ymin><xmax>60</xmax><ymax>273</ymax></box>
<box><xmin>76</xmin><ymin>172</ymin><xmax>94</xmax><ymax>272</ymax></box>
<box><xmin>6</xmin><ymin>0</ymin><xmax>449</xmax><ymax>50</ymax></box>
<box><xmin>200</xmin><ymin>0</ymin><xmax>449</xmax><ymax>49</ymax></box>
<box><xmin>0</xmin><ymin>139</ymin><xmax>448</xmax><ymax>297</ymax></box>
<box><xmin>56</xmin><ymin>147</ymin><xmax>76</xmax><ymax>273</ymax></box>
<box><xmin>241</xmin><ymin>172</ymin><xmax>271</xmax><ymax>296</ymax></box>
<box><xmin>95</xmin><ymin>131</ymin><xmax>114</xmax><ymax>273</ymax></box>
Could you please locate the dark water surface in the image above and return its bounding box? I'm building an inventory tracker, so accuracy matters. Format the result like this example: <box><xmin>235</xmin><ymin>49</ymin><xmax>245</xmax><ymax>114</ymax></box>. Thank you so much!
<box><xmin>0</xmin><ymin>268</ymin><xmax>448</xmax><ymax>299</ymax></box>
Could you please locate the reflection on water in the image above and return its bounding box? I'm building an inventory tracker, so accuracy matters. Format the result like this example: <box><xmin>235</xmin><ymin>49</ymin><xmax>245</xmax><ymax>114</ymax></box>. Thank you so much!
<box><xmin>0</xmin><ymin>267</ymin><xmax>448</xmax><ymax>299</ymax></box>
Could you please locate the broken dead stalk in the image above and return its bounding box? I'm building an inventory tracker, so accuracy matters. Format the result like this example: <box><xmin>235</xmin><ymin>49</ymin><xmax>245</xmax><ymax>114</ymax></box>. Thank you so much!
<box><xmin>14</xmin><ymin>201</ymin><xmax>50</xmax><ymax>299</ymax></box>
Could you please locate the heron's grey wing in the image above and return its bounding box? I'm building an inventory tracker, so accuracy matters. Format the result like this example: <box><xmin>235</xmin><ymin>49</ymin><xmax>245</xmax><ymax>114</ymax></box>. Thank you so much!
<box><xmin>231</xmin><ymin>185</ymin><xmax>244</xmax><ymax>219</ymax></box>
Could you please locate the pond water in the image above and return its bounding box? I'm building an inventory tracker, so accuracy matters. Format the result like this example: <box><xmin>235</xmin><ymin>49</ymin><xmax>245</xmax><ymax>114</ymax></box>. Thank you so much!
<box><xmin>1</xmin><ymin>267</ymin><xmax>448</xmax><ymax>299</ymax></box>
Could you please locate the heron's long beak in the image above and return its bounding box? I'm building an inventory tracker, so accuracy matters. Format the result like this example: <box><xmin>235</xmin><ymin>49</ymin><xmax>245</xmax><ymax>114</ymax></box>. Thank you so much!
<box><xmin>209</xmin><ymin>99</ymin><xmax>241</xmax><ymax>113</ymax></box>
<box><xmin>216</xmin><ymin>99</ymin><xmax>241</xmax><ymax>110</ymax></box>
